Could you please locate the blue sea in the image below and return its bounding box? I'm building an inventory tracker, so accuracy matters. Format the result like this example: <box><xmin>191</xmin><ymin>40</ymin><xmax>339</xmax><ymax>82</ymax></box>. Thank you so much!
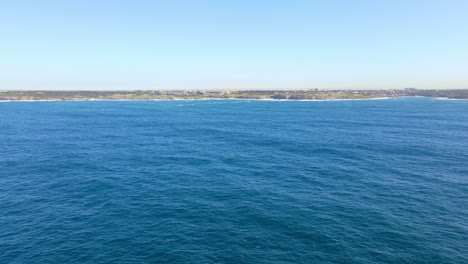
<box><xmin>1</xmin><ymin>97</ymin><xmax>467</xmax><ymax>263</ymax></box>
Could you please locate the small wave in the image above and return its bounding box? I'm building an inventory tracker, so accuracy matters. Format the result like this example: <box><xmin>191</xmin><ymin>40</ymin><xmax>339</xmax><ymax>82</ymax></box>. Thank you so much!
<box><xmin>256</xmin><ymin>97</ymin><xmax>392</xmax><ymax>102</ymax></box>
<box><xmin>0</xmin><ymin>99</ymin><xmax>64</xmax><ymax>102</ymax></box>
<box><xmin>434</xmin><ymin>97</ymin><xmax>468</xmax><ymax>101</ymax></box>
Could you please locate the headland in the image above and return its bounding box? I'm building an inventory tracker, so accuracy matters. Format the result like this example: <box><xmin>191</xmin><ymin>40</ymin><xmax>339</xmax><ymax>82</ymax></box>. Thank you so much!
<box><xmin>1</xmin><ymin>89</ymin><xmax>467</xmax><ymax>101</ymax></box>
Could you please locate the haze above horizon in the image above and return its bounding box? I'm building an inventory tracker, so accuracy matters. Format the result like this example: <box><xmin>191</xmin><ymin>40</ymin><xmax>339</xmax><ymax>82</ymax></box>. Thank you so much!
<box><xmin>1</xmin><ymin>0</ymin><xmax>467</xmax><ymax>90</ymax></box>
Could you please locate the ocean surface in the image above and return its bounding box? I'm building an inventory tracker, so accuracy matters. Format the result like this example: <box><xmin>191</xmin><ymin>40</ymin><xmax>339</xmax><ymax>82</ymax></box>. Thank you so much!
<box><xmin>1</xmin><ymin>97</ymin><xmax>467</xmax><ymax>263</ymax></box>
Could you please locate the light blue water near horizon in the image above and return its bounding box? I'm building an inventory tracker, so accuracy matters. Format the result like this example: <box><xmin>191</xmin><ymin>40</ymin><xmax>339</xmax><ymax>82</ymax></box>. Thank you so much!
<box><xmin>0</xmin><ymin>97</ymin><xmax>467</xmax><ymax>263</ymax></box>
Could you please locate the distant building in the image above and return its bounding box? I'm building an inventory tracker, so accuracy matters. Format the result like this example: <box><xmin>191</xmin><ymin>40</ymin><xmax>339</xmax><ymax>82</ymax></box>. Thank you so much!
<box><xmin>404</xmin><ymin>88</ymin><xmax>417</xmax><ymax>92</ymax></box>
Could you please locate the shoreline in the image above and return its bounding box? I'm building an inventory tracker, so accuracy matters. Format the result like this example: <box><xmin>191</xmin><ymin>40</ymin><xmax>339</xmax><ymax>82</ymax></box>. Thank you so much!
<box><xmin>0</xmin><ymin>96</ymin><xmax>442</xmax><ymax>103</ymax></box>
<box><xmin>0</xmin><ymin>97</ymin><xmax>398</xmax><ymax>102</ymax></box>
<box><xmin>1</xmin><ymin>97</ymin><xmax>467</xmax><ymax>103</ymax></box>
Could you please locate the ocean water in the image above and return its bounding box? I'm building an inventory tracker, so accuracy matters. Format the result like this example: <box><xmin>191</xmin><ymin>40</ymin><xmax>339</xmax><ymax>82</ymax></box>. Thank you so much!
<box><xmin>0</xmin><ymin>97</ymin><xmax>467</xmax><ymax>263</ymax></box>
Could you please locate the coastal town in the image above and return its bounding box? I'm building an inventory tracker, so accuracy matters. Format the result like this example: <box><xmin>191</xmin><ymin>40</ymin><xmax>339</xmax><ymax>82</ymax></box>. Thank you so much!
<box><xmin>0</xmin><ymin>88</ymin><xmax>467</xmax><ymax>101</ymax></box>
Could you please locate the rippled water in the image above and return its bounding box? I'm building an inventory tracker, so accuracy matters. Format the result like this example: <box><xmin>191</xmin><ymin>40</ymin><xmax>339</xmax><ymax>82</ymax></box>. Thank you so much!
<box><xmin>1</xmin><ymin>98</ymin><xmax>467</xmax><ymax>263</ymax></box>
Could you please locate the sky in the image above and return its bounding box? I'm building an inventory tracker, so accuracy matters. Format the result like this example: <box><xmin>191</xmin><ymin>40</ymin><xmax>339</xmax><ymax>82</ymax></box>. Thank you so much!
<box><xmin>1</xmin><ymin>0</ymin><xmax>467</xmax><ymax>90</ymax></box>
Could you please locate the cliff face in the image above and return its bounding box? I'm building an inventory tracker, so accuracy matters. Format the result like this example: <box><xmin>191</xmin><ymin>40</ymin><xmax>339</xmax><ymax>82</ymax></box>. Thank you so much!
<box><xmin>412</xmin><ymin>89</ymin><xmax>468</xmax><ymax>99</ymax></box>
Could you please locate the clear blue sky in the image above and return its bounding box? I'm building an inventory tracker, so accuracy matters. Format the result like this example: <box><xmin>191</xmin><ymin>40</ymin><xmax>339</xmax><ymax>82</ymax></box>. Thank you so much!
<box><xmin>1</xmin><ymin>0</ymin><xmax>467</xmax><ymax>90</ymax></box>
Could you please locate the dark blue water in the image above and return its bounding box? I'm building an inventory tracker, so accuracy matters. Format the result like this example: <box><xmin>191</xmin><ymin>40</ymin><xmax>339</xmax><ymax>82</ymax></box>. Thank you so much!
<box><xmin>1</xmin><ymin>98</ymin><xmax>467</xmax><ymax>263</ymax></box>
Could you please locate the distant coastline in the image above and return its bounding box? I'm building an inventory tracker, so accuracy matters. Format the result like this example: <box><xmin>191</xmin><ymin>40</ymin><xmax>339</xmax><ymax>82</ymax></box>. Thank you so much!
<box><xmin>1</xmin><ymin>89</ymin><xmax>467</xmax><ymax>101</ymax></box>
